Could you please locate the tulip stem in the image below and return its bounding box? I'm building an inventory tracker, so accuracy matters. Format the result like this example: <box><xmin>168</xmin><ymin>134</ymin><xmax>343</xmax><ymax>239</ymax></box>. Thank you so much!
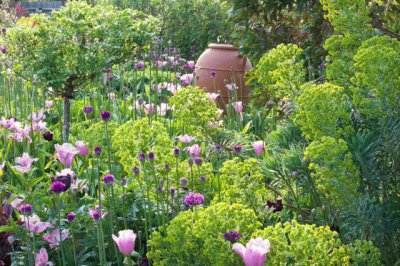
<box><xmin>58</xmin><ymin>197</ymin><xmax>66</xmax><ymax>266</ymax></box>
<box><xmin>26</xmin><ymin>216</ymin><xmax>34</xmax><ymax>266</ymax></box>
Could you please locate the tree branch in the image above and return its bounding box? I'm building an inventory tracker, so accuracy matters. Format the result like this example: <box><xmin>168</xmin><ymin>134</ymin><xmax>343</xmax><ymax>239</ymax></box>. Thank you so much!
<box><xmin>370</xmin><ymin>12</ymin><xmax>400</xmax><ymax>41</ymax></box>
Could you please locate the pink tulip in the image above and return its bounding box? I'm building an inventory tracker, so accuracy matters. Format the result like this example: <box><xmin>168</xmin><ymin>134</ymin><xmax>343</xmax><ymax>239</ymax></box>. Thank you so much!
<box><xmin>157</xmin><ymin>103</ymin><xmax>170</xmax><ymax>116</ymax></box>
<box><xmin>178</xmin><ymin>134</ymin><xmax>195</xmax><ymax>143</ymax></box>
<box><xmin>144</xmin><ymin>103</ymin><xmax>155</xmax><ymax>115</ymax></box>
<box><xmin>187</xmin><ymin>60</ymin><xmax>195</xmax><ymax>70</ymax></box>
<box><xmin>180</xmin><ymin>73</ymin><xmax>193</xmax><ymax>84</ymax></box>
<box><xmin>89</xmin><ymin>205</ymin><xmax>108</xmax><ymax>221</ymax></box>
<box><xmin>55</xmin><ymin>143</ymin><xmax>79</xmax><ymax>168</ymax></box>
<box><xmin>112</xmin><ymin>229</ymin><xmax>137</xmax><ymax>256</ymax></box>
<box><xmin>35</xmin><ymin>247</ymin><xmax>52</xmax><ymax>266</ymax></box>
<box><xmin>233</xmin><ymin>101</ymin><xmax>243</xmax><ymax>113</ymax></box>
<box><xmin>42</xmin><ymin>229</ymin><xmax>69</xmax><ymax>249</ymax></box>
<box><xmin>14</xmin><ymin>153</ymin><xmax>38</xmax><ymax>173</ymax></box>
<box><xmin>75</xmin><ymin>141</ymin><xmax>89</xmax><ymax>157</ymax></box>
<box><xmin>253</xmin><ymin>141</ymin><xmax>265</xmax><ymax>156</ymax></box>
<box><xmin>185</xmin><ymin>144</ymin><xmax>201</xmax><ymax>158</ymax></box>
<box><xmin>206</xmin><ymin>93</ymin><xmax>219</xmax><ymax>103</ymax></box>
<box><xmin>45</xmin><ymin>100</ymin><xmax>53</xmax><ymax>108</ymax></box>
<box><xmin>22</xmin><ymin>214</ymin><xmax>53</xmax><ymax>233</ymax></box>
<box><xmin>233</xmin><ymin>237</ymin><xmax>270</xmax><ymax>266</ymax></box>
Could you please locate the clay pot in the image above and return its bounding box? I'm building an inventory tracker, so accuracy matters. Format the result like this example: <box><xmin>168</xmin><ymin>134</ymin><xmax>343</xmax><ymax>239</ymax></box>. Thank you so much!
<box><xmin>195</xmin><ymin>43</ymin><xmax>252</xmax><ymax>110</ymax></box>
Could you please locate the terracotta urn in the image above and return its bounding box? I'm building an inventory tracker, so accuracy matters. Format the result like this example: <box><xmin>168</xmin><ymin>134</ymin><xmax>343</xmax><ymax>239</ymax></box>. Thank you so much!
<box><xmin>195</xmin><ymin>43</ymin><xmax>252</xmax><ymax>110</ymax></box>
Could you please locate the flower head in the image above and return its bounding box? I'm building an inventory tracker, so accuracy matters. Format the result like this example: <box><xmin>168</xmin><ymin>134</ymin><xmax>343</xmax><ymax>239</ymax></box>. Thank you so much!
<box><xmin>133</xmin><ymin>166</ymin><xmax>140</xmax><ymax>175</ymax></box>
<box><xmin>233</xmin><ymin>101</ymin><xmax>243</xmax><ymax>113</ymax></box>
<box><xmin>185</xmin><ymin>144</ymin><xmax>201</xmax><ymax>158</ymax></box>
<box><xmin>101</xmin><ymin>111</ymin><xmax>111</xmax><ymax>121</ymax></box>
<box><xmin>112</xmin><ymin>229</ymin><xmax>137</xmax><ymax>256</ymax></box>
<box><xmin>233</xmin><ymin>145</ymin><xmax>242</xmax><ymax>152</ymax></box>
<box><xmin>83</xmin><ymin>106</ymin><xmax>93</xmax><ymax>114</ymax></box>
<box><xmin>178</xmin><ymin>134</ymin><xmax>195</xmax><ymax>143</ymax></box>
<box><xmin>89</xmin><ymin>206</ymin><xmax>108</xmax><ymax>222</ymax></box>
<box><xmin>180</xmin><ymin>178</ymin><xmax>188</xmax><ymax>186</ymax></box>
<box><xmin>42</xmin><ymin>229</ymin><xmax>69</xmax><ymax>249</ymax></box>
<box><xmin>173</xmin><ymin>148</ymin><xmax>180</xmax><ymax>157</ymax></box>
<box><xmin>224</xmin><ymin>230</ymin><xmax>241</xmax><ymax>243</ymax></box>
<box><xmin>253</xmin><ymin>141</ymin><xmax>265</xmax><ymax>156</ymax></box>
<box><xmin>147</xmin><ymin>152</ymin><xmax>155</xmax><ymax>162</ymax></box>
<box><xmin>267</xmin><ymin>199</ymin><xmax>283</xmax><ymax>213</ymax></box>
<box><xmin>94</xmin><ymin>146</ymin><xmax>102</xmax><ymax>156</ymax></box>
<box><xmin>50</xmin><ymin>181</ymin><xmax>66</xmax><ymax>194</ymax></box>
<box><xmin>42</xmin><ymin>131</ymin><xmax>53</xmax><ymax>141</ymax></box>
<box><xmin>138</xmin><ymin>153</ymin><xmax>146</xmax><ymax>164</ymax></box>
<box><xmin>14</xmin><ymin>153</ymin><xmax>38</xmax><ymax>173</ymax></box>
<box><xmin>194</xmin><ymin>157</ymin><xmax>203</xmax><ymax>166</ymax></box>
<box><xmin>22</xmin><ymin>214</ymin><xmax>53</xmax><ymax>233</ymax></box>
<box><xmin>66</xmin><ymin>213</ymin><xmax>75</xmax><ymax>222</ymax></box>
<box><xmin>35</xmin><ymin>247</ymin><xmax>52</xmax><ymax>266</ymax></box>
<box><xmin>232</xmin><ymin>237</ymin><xmax>270</xmax><ymax>266</ymax></box>
<box><xmin>55</xmin><ymin>143</ymin><xmax>78</xmax><ymax>168</ymax></box>
<box><xmin>75</xmin><ymin>141</ymin><xmax>89</xmax><ymax>157</ymax></box>
<box><xmin>20</xmin><ymin>204</ymin><xmax>33</xmax><ymax>215</ymax></box>
<box><xmin>135</xmin><ymin>61</ymin><xmax>145</xmax><ymax>70</ymax></box>
<box><xmin>184</xmin><ymin>192</ymin><xmax>204</xmax><ymax>206</ymax></box>
<box><xmin>103</xmin><ymin>173</ymin><xmax>115</xmax><ymax>184</ymax></box>
<box><xmin>210</xmin><ymin>71</ymin><xmax>216</xmax><ymax>77</ymax></box>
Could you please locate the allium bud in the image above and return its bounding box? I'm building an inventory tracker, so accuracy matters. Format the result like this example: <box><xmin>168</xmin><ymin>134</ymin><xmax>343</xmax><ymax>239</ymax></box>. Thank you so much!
<box><xmin>20</xmin><ymin>204</ymin><xmax>33</xmax><ymax>215</ymax></box>
<box><xmin>133</xmin><ymin>166</ymin><xmax>140</xmax><ymax>175</ymax></box>
<box><xmin>173</xmin><ymin>148</ymin><xmax>180</xmax><ymax>157</ymax></box>
<box><xmin>101</xmin><ymin>111</ymin><xmax>111</xmax><ymax>121</ymax></box>
<box><xmin>103</xmin><ymin>174</ymin><xmax>115</xmax><ymax>184</ymax></box>
<box><xmin>66</xmin><ymin>213</ymin><xmax>75</xmax><ymax>222</ymax></box>
<box><xmin>180</xmin><ymin>178</ymin><xmax>188</xmax><ymax>186</ymax></box>
<box><xmin>138</xmin><ymin>153</ymin><xmax>146</xmax><ymax>164</ymax></box>
<box><xmin>94</xmin><ymin>146</ymin><xmax>102</xmax><ymax>156</ymax></box>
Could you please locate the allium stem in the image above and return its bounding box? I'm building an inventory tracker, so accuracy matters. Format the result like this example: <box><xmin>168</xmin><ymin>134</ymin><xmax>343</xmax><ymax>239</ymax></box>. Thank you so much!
<box><xmin>26</xmin><ymin>216</ymin><xmax>34</xmax><ymax>266</ymax></box>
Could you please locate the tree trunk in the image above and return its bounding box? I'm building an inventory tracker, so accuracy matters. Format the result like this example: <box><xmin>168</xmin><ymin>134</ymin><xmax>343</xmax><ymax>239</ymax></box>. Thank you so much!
<box><xmin>63</xmin><ymin>96</ymin><xmax>71</xmax><ymax>143</ymax></box>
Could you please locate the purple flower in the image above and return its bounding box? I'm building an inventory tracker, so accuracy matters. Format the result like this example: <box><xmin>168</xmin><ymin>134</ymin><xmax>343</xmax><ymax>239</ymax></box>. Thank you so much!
<box><xmin>51</xmin><ymin>181</ymin><xmax>66</xmax><ymax>194</ymax></box>
<box><xmin>210</xmin><ymin>71</ymin><xmax>216</xmax><ymax>78</ymax></box>
<box><xmin>184</xmin><ymin>192</ymin><xmax>204</xmax><ymax>206</ymax></box>
<box><xmin>55</xmin><ymin>143</ymin><xmax>79</xmax><ymax>168</ymax></box>
<box><xmin>194</xmin><ymin>157</ymin><xmax>203</xmax><ymax>166</ymax></box>
<box><xmin>101</xmin><ymin>111</ymin><xmax>111</xmax><ymax>121</ymax></box>
<box><xmin>178</xmin><ymin>134</ymin><xmax>195</xmax><ymax>143</ymax></box>
<box><xmin>180</xmin><ymin>178</ymin><xmax>188</xmax><ymax>186</ymax></box>
<box><xmin>164</xmin><ymin>164</ymin><xmax>171</xmax><ymax>172</ymax></box>
<box><xmin>232</xmin><ymin>237</ymin><xmax>271</xmax><ymax>266</ymax></box>
<box><xmin>1</xmin><ymin>47</ymin><xmax>7</xmax><ymax>54</ymax></box>
<box><xmin>20</xmin><ymin>204</ymin><xmax>33</xmax><ymax>215</ymax></box>
<box><xmin>43</xmin><ymin>131</ymin><xmax>53</xmax><ymax>141</ymax></box>
<box><xmin>266</xmin><ymin>199</ymin><xmax>283</xmax><ymax>213</ymax></box>
<box><xmin>188</xmin><ymin>158</ymin><xmax>194</xmax><ymax>166</ymax></box>
<box><xmin>214</xmin><ymin>144</ymin><xmax>221</xmax><ymax>151</ymax></box>
<box><xmin>112</xmin><ymin>229</ymin><xmax>137</xmax><ymax>256</ymax></box>
<box><xmin>135</xmin><ymin>61</ymin><xmax>145</xmax><ymax>70</ymax></box>
<box><xmin>173</xmin><ymin>148</ymin><xmax>180</xmax><ymax>157</ymax></box>
<box><xmin>83</xmin><ymin>106</ymin><xmax>93</xmax><ymax>114</ymax></box>
<box><xmin>103</xmin><ymin>174</ymin><xmax>115</xmax><ymax>184</ymax></box>
<box><xmin>103</xmin><ymin>68</ymin><xmax>112</xmax><ymax>73</ymax></box>
<box><xmin>133</xmin><ymin>166</ymin><xmax>140</xmax><ymax>175</ymax></box>
<box><xmin>200</xmin><ymin>176</ymin><xmax>206</xmax><ymax>182</ymax></box>
<box><xmin>66</xmin><ymin>213</ymin><xmax>75</xmax><ymax>222</ymax></box>
<box><xmin>148</xmin><ymin>152</ymin><xmax>155</xmax><ymax>162</ymax></box>
<box><xmin>55</xmin><ymin>168</ymin><xmax>75</xmax><ymax>191</ymax></box>
<box><xmin>14</xmin><ymin>153</ymin><xmax>38</xmax><ymax>173</ymax></box>
<box><xmin>75</xmin><ymin>141</ymin><xmax>89</xmax><ymax>157</ymax></box>
<box><xmin>233</xmin><ymin>145</ymin><xmax>242</xmax><ymax>152</ymax></box>
<box><xmin>94</xmin><ymin>146</ymin><xmax>102</xmax><ymax>156</ymax></box>
<box><xmin>185</xmin><ymin>144</ymin><xmax>201</xmax><ymax>158</ymax></box>
<box><xmin>89</xmin><ymin>206</ymin><xmax>108</xmax><ymax>222</ymax></box>
<box><xmin>121</xmin><ymin>178</ymin><xmax>127</xmax><ymax>186</ymax></box>
<box><xmin>157</xmin><ymin>187</ymin><xmax>163</xmax><ymax>193</ymax></box>
<box><xmin>2</xmin><ymin>28</ymin><xmax>6</xmax><ymax>34</ymax></box>
<box><xmin>224</xmin><ymin>230</ymin><xmax>241</xmax><ymax>243</ymax></box>
<box><xmin>253</xmin><ymin>141</ymin><xmax>265</xmax><ymax>156</ymax></box>
<box><xmin>170</xmin><ymin>187</ymin><xmax>176</xmax><ymax>196</ymax></box>
<box><xmin>138</xmin><ymin>153</ymin><xmax>146</xmax><ymax>164</ymax></box>
<box><xmin>107</xmin><ymin>75</ymin><xmax>114</xmax><ymax>81</ymax></box>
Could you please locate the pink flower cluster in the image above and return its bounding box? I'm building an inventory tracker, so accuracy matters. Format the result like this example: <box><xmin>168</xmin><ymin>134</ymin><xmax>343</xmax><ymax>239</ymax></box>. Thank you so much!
<box><xmin>0</xmin><ymin>110</ymin><xmax>47</xmax><ymax>143</ymax></box>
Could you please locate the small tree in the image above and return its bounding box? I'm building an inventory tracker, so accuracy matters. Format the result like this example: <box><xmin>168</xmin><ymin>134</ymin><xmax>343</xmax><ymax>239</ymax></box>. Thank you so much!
<box><xmin>1</xmin><ymin>1</ymin><xmax>159</xmax><ymax>142</ymax></box>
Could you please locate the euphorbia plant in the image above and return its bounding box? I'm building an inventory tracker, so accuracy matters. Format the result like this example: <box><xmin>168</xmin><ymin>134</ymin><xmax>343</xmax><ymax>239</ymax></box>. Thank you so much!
<box><xmin>1</xmin><ymin>1</ymin><xmax>158</xmax><ymax>142</ymax></box>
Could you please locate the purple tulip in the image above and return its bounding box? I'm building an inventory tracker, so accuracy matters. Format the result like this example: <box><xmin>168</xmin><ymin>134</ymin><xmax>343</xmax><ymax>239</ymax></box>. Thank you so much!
<box><xmin>184</xmin><ymin>192</ymin><xmax>204</xmax><ymax>206</ymax></box>
<box><xmin>232</xmin><ymin>237</ymin><xmax>271</xmax><ymax>266</ymax></box>
<box><xmin>55</xmin><ymin>143</ymin><xmax>78</xmax><ymax>168</ymax></box>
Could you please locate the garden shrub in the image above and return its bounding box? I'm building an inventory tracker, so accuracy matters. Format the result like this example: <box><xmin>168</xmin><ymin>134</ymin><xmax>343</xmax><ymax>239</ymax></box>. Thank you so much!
<box><xmin>295</xmin><ymin>82</ymin><xmax>352</xmax><ymax>141</ymax></box>
<box><xmin>169</xmin><ymin>86</ymin><xmax>219</xmax><ymax>136</ymax></box>
<box><xmin>148</xmin><ymin>202</ymin><xmax>262</xmax><ymax>265</ymax></box>
<box><xmin>304</xmin><ymin>137</ymin><xmax>360</xmax><ymax>205</ymax></box>
<box><xmin>249</xmin><ymin>43</ymin><xmax>306</xmax><ymax>104</ymax></box>
<box><xmin>351</xmin><ymin>35</ymin><xmax>400</xmax><ymax>121</ymax></box>
<box><xmin>251</xmin><ymin>221</ymin><xmax>381</xmax><ymax>265</ymax></box>
<box><xmin>83</xmin><ymin>120</ymin><xmax>119</xmax><ymax>151</ymax></box>
<box><xmin>211</xmin><ymin>158</ymin><xmax>269</xmax><ymax>213</ymax></box>
<box><xmin>112</xmin><ymin>118</ymin><xmax>173</xmax><ymax>175</ymax></box>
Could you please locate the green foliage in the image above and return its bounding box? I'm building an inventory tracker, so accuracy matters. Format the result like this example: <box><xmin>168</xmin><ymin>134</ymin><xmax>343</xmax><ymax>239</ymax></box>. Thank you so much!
<box><xmin>351</xmin><ymin>36</ymin><xmax>400</xmax><ymax>120</ymax></box>
<box><xmin>211</xmin><ymin>158</ymin><xmax>269</xmax><ymax>213</ymax></box>
<box><xmin>1</xmin><ymin>2</ymin><xmax>158</xmax><ymax>96</ymax></box>
<box><xmin>295</xmin><ymin>82</ymin><xmax>351</xmax><ymax>140</ymax></box>
<box><xmin>249</xmin><ymin>44</ymin><xmax>306</xmax><ymax>104</ymax></box>
<box><xmin>222</xmin><ymin>0</ymin><xmax>330</xmax><ymax>79</ymax></box>
<box><xmin>83</xmin><ymin>121</ymin><xmax>119</xmax><ymax>151</ymax></box>
<box><xmin>148</xmin><ymin>202</ymin><xmax>262</xmax><ymax>265</ymax></box>
<box><xmin>169</xmin><ymin>86</ymin><xmax>219</xmax><ymax>135</ymax></box>
<box><xmin>304</xmin><ymin>137</ymin><xmax>360</xmax><ymax>205</ymax></box>
<box><xmin>252</xmin><ymin>221</ymin><xmax>381</xmax><ymax>265</ymax></box>
<box><xmin>112</xmin><ymin>118</ymin><xmax>173</xmax><ymax>175</ymax></box>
